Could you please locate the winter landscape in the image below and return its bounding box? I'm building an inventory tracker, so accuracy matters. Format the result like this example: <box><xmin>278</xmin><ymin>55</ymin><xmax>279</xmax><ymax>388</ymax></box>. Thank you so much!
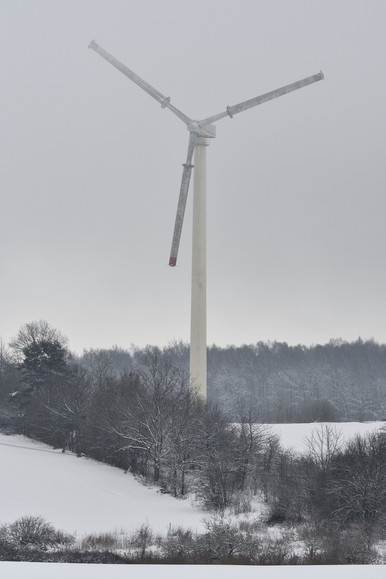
<box><xmin>3</xmin><ymin>1</ymin><xmax>386</xmax><ymax>577</ymax></box>
<box><xmin>2</xmin><ymin>321</ymin><xmax>386</xmax><ymax>576</ymax></box>
<box><xmin>1</xmin><ymin>422</ymin><xmax>384</xmax><ymax>537</ymax></box>
<box><xmin>1</xmin><ymin>422</ymin><xmax>386</xmax><ymax>578</ymax></box>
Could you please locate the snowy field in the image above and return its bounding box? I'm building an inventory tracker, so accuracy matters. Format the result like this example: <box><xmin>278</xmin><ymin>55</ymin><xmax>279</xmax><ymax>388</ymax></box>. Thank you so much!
<box><xmin>1</xmin><ymin>561</ymin><xmax>385</xmax><ymax>579</ymax></box>
<box><xmin>269</xmin><ymin>421</ymin><xmax>386</xmax><ymax>453</ymax></box>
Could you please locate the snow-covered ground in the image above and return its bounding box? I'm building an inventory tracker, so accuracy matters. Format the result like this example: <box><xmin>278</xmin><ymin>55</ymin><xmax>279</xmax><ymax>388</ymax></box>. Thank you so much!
<box><xmin>0</xmin><ymin>433</ymin><xmax>207</xmax><ymax>537</ymax></box>
<box><xmin>0</xmin><ymin>562</ymin><xmax>385</xmax><ymax>579</ymax></box>
<box><xmin>1</xmin><ymin>562</ymin><xmax>385</xmax><ymax>579</ymax></box>
<box><xmin>270</xmin><ymin>421</ymin><xmax>386</xmax><ymax>453</ymax></box>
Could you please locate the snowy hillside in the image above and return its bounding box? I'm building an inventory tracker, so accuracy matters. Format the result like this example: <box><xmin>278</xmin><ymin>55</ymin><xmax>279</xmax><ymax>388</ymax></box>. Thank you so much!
<box><xmin>0</xmin><ymin>433</ymin><xmax>207</xmax><ymax>537</ymax></box>
<box><xmin>1</xmin><ymin>422</ymin><xmax>385</xmax><ymax>536</ymax></box>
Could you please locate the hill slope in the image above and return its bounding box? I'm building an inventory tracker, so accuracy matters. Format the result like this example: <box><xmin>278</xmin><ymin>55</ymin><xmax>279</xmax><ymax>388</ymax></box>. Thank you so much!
<box><xmin>0</xmin><ymin>434</ymin><xmax>206</xmax><ymax>536</ymax></box>
<box><xmin>1</xmin><ymin>423</ymin><xmax>385</xmax><ymax>537</ymax></box>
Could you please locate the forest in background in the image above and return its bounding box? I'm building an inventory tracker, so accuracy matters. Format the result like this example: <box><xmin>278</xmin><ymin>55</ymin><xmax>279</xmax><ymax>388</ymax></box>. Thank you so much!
<box><xmin>2</xmin><ymin>325</ymin><xmax>386</xmax><ymax>425</ymax></box>
<box><xmin>78</xmin><ymin>336</ymin><xmax>386</xmax><ymax>422</ymax></box>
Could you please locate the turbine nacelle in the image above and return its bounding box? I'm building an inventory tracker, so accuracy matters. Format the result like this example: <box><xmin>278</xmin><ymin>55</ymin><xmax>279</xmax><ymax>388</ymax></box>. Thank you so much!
<box><xmin>187</xmin><ymin>120</ymin><xmax>216</xmax><ymax>139</ymax></box>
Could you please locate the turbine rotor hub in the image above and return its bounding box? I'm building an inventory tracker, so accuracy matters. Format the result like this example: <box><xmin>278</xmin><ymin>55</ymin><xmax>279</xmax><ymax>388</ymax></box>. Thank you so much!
<box><xmin>187</xmin><ymin>120</ymin><xmax>216</xmax><ymax>139</ymax></box>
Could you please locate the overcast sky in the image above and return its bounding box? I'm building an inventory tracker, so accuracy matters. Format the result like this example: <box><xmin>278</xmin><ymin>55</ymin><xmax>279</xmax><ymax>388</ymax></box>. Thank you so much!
<box><xmin>1</xmin><ymin>0</ymin><xmax>386</xmax><ymax>354</ymax></box>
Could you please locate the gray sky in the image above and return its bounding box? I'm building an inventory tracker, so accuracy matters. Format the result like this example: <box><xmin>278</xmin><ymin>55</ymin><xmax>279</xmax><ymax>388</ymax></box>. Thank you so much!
<box><xmin>1</xmin><ymin>0</ymin><xmax>386</xmax><ymax>353</ymax></box>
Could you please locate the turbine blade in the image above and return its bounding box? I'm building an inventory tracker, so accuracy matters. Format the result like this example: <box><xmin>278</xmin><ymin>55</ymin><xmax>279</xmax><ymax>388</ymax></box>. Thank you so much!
<box><xmin>89</xmin><ymin>40</ymin><xmax>191</xmax><ymax>126</ymax></box>
<box><xmin>199</xmin><ymin>71</ymin><xmax>324</xmax><ymax>128</ymax></box>
<box><xmin>169</xmin><ymin>132</ymin><xmax>197</xmax><ymax>266</ymax></box>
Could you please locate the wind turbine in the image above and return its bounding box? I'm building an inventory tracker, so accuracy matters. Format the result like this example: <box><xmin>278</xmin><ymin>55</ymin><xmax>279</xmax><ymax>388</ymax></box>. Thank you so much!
<box><xmin>89</xmin><ymin>40</ymin><xmax>324</xmax><ymax>400</ymax></box>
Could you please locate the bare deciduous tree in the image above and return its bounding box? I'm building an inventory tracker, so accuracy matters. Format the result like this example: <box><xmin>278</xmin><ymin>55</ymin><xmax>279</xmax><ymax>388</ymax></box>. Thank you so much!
<box><xmin>305</xmin><ymin>424</ymin><xmax>343</xmax><ymax>473</ymax></box>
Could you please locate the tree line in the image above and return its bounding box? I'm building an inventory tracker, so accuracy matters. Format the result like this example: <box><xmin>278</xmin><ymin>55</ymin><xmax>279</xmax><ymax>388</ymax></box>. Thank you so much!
<box><xmin>207</xmin><ymin>339</ymin><xmax>386</xmax><ymax>422</ymax></box>
<box><xmin>76</xmin><ymin>336</ymin><xmax>386</xmax><ymax>422</ymax></box>
<box><xmin>77</xmin><ymin>336</ymin><xmax>386</xmax><ymax>422</ymax></box>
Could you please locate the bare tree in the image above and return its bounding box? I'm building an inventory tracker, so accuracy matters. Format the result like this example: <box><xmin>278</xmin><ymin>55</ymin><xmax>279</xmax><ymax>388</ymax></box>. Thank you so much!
<box><xmin>111</xmin><ymin>351</ymin><xmax>190</xmax><ymax>483</ymax></box>
<box><xmin>305</xmin><ymin>424</ymin><xmax>343</xmax><ymax>473</ymax></box>
<box><xmin>233</xmin><ymin>400</ymin><xmax>275</xmax><ymax>493</ymax></box>
<box><xmin>328</xmin><ymin>433</ymin><xmax>386</xmax><ymax>530</ymax></box>
<box><xmin>80</xmin><ymin>349</ymin><xmax>116</xmax><ymax>390</ymax></box>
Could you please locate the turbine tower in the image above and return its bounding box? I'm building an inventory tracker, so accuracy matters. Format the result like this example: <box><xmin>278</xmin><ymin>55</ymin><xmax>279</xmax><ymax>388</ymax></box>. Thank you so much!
<box><xmin>89</xmin><ymin>40</ymin><xmax>324</xmax><ymax>400</ymax></box>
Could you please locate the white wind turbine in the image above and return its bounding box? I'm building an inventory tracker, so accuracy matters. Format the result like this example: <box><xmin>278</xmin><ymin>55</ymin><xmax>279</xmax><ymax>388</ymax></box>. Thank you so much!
<box><xmin>89</xmin><ymin>40</ymin><xmax>324</xmax><ymax>400</ymax></box>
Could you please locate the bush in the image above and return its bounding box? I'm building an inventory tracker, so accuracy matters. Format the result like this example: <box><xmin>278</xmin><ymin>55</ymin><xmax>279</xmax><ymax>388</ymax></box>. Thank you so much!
<box><xmin>266</xmin><ymin>509</ymin><xmax>287</xmax><ymax>525</ymax></box>
<box><xmin>18</xmin><ymin>548</ymin><xmax>130</xmax><ymax>564</ymax></box>
<box><xmin>81</xmin><ymin>532</ymin><xmax>120</xmax><ymax>551</ymax></box>
<box><xmin>255</xmin><ymin>539</ymin><xmax>297</xmax><ymax>565</ymax></box>
<box><xmin>231</xmin><ymin>490</ymin><xmax>252</xmax><ymax>515</ymax></box>
<box><xmin>130</xmin><ymin>523</ymin><xmax>154</xmax><ymax>559</ymax></box>
<box><xmin>162</xmin><ymin>527</ymin><xmax>195</xmax><ymax>561</ymax></box>
<box><xmin>299</xmin><ymin>521</ymin><xmax>379</xmax><ymax>565</ymax></box>
<box><xmin>0</xmin><ymin>538</ymin><xmax>21</xmax><ymax>561</ymax></box>
<box><xmin>194</xmin><ymin>515</ymin><xmax>244</xmax><ymax>562</ymax></box>
<box><xmin>0</xmin><ymin>516</ymin><xmax>72</xmax><ymax>549</ymax></box>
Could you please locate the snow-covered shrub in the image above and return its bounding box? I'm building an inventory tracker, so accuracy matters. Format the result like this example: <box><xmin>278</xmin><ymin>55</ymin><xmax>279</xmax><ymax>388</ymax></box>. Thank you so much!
<box><xmin>231</xmin><ymin>490</ymin><xmax>252</xmax><ymax>515</ymax></box>
<box><xmin>0</xmin><ymin>516</ymin><xmax>72</xmax><ymax>549</ymax></box>
<box><xmin>299</xmin><ymin>520</ymin><xmax>379</xmax><ymax>564</ymax></box>
<box><xmin>194</xmin><ymin>515</ymin><xmax>244</xmax><ymax>561</ymax></box>
<box><xmin>130</xmin><ymin>523</ymin><xmax>154</xmax><ymax>559</ymax></box>
<box><xmin>162</xmin><ymin>526</ymin><xmax>195</xmax><ymax>561</ymax></box>
<box><xmin>238</xmin><ymin>518</ymin><xmax>265</xmax><ymax>534</ymax></box>
<box><xmin>80</xmin><ymin>531</ymin><xmax>120</xmax><ymax>551</ymax></box>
